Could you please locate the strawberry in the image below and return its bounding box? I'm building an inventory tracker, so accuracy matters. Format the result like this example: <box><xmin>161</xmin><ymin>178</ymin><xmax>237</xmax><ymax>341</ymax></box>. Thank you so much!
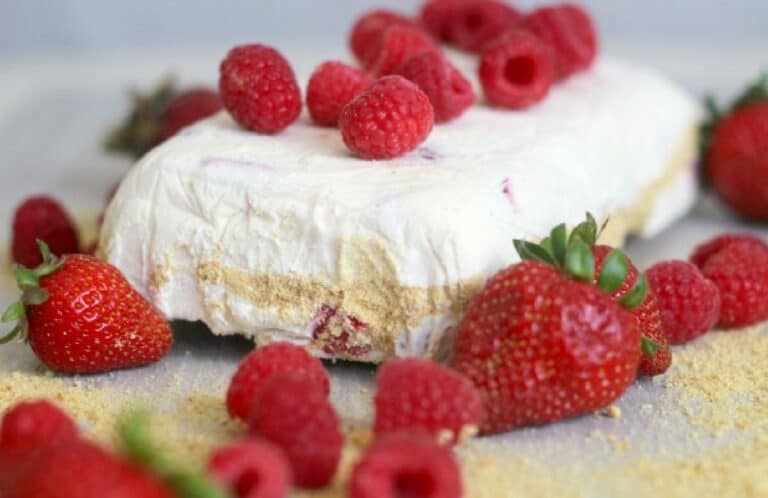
<box><xmin>451</xmin><ymin>214</ymin><xmax>644</xmax><ymax>433</ymax></box>
<box><xmin>1</xmin><ymin>241</ymin><xmax>173</xmax><ymax>374</ymax></box>
<box><xmin>4</xmin><ymin>439</ymin><xmax>174</xmax><ymax>498</ymax></box>
<box><xmin>702</xmin><ymin>73</ymin><xmax>768</xmax><ymax>220</ymax></box>
<box><xmin>592</xmin><ymin>245</ymin><xmax>671</xmax><ymax>376</ymax></box>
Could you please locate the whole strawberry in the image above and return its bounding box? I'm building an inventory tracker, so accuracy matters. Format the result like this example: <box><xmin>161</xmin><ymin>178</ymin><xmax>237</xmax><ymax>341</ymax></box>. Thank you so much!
<box><xmin>1</xmin><ymin>241</ymin><xmax>173</xmax><ymax>374</ymax></box>
<box><xmin>703</xmin><ymin>74</ymin><xmax>768</xmax><ymax>221</ymax></box>
<box><xmin>452</xmin><ymin>215</ymin><xmax>643</xmax><ymax>433</ymax></box>
<box><xmin>5</xmin><ymin>439</ymin><xmax>173</xmax><ymax>498</ymax></box>
<box><xmin>0</xmin><ymin>400</ymin><xmax>78</xmax><ymax>454</ymax></box>
<box><xmin>592</xmin><ymin>245</ymin><xmax>671</xmax><ymax>376</ymax></box>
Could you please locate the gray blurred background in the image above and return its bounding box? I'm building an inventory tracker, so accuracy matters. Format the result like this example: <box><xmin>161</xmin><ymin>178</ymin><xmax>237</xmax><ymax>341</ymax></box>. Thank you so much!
<box><xmin>2</xmin><ymin>0</ymin><xmax>767</xmax><ymax>58</ymax></box>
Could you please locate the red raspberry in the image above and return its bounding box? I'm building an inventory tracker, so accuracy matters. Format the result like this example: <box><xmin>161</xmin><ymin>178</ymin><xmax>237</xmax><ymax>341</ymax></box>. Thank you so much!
<box><xmin>249</xmin><ymin>373</ymin><xmax>343</xmax><ymax>489</ymax></box>
<box><xmin>373</xmin><ymin>359</ymin><xmax>484</xmax><ymax>445</ymax></box>
<box><xmin>706</xmin><ymin>101</ymin><xmax>768</xmax><ymax>220</ymax></box>
<box><xmin>365</xmin><ymin>25</ymin><xmax>439</xmax><ymax>76</ymax></box>
<box><xmin>447</xmin><ymin>0</ymin><xmax>522</xmax><ymax>53</ymax></box>
<box><xmin>700</xmin><ymin>241</ymin><xmax>768</xmax><ymax>328</ymax></box>
<box><xmin>479</xmin><ymin>29</ymin><xmax>555</xmax><ymax>109</ymax></box>
<box><xmin>522</xmin><ymin>3</ymin><xmax>598</xmax><ymax>80</ymax></box>
<box><xmin>208</xmin><ymin>440</ymin><xmax>291</xmax><ymax>498</ymax></box>
<box><xmin>647</xmin><ymin>261</ymin><xmax>721</xmax><ymax>345</ymax></box>
<box><xmin>592</xmin><ymin>245</ymin><xmax>671</xmax><ymax>377</ymax></box>
<box><xmin>0</xmin><ymin>400</ymin><xmax>78</xmax><ymax>453</ymax></box>
<box><xmin>339</xmin><ymin>75</ymin><xmax>434</xmax><ymax>160</ymax></box>
<box><xmin>155</xmin><ymin>88</ymin><xmax>222</xmax><ymax>144</ymax></box>
<box><xmin>394</xmin><ymin>51</ymin><xmax>475</xmax><ymax>123</ymax></box>
<box><xmin>690</xmin><ymin>233</ymin><xmax>768</xmax><ymax>269</ymax></box>
<box><xmin>219</xmin><ymin>44</ymin><xmax>302</xmax><ymax>134</ymax></box>
<box><xmin>348</xmin><ymin>431</ymin><xmax>462</xmax><ymax>498</ymax></box>
<box><xmin>226</xmin><ymin>342</ymin><xmax>330</xmax><ymax>422</ymax></box>
<box><xmin>419</xmin><ymin>0</ymin><xmax>470</xmax><ymax>41</ymax></box>
<box><xmin>306</xmin><ymin>61</ymin><xmax>374</xmax><ymax>127</ymax></box>
<box><xmin>11</xmin><ymin>196</ymin><xmax>80</xmax><ymax>268</ymax></box>
<box><xmin>349</xmin><ymin>10</ymin><xmax>417</xmax><ymax>65</ymax></box>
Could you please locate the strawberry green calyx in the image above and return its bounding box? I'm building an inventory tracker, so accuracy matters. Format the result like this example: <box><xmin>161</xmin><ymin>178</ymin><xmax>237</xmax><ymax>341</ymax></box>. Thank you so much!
<box><xmin>641</xmin><ymin>336</ymin><xmax>664</xmax><ymax>356</ymax></box>
<box><xmin>514</xmin><ymin>213</ymin><xmax>648</xmax><ymax>310</ymax></box>
<box><xmin>105</xmin><ymin>77</ymin><xmax>177</xmax><ymax>159</ymax></box>
<box><xmin>119</xmin><ymin>412</ymin><xmax>231</xmax><ymax>498</ymax></box>
<box><xmin>0</xmin><ymin>240</ymin><xmax>62</xmax><ymax>344</ymax></box>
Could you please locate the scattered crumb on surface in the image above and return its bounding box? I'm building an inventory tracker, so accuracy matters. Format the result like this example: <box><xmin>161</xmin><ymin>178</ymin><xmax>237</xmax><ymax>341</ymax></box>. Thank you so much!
<box><xmin>1</xmin><ymin>311</ymin><xmax>767</xmax><ymax>497</ymax></box>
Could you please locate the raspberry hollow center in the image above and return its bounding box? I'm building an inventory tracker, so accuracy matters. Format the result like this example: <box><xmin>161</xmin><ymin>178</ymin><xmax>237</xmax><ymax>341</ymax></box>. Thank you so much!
<box><xmin>505</xmin><ymin>56</ymin><xmax>536</xmax><ymax>86</ymax></box>
<box><xmin>235</xmin><ymin>470</ymin><xmax>262</xmax><ymax>496</ymax></box>
<box><xmin>394</xmin><ymin>470</ymin><xmax>435</xmax><ymax>498</ymax></box>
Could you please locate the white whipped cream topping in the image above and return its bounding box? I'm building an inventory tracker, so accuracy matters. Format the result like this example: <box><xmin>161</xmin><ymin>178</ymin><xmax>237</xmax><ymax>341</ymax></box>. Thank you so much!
<box><xmin>101</xmin><ymin>56</ymin><xmax>701</xmax><ymax>359</ymax></box>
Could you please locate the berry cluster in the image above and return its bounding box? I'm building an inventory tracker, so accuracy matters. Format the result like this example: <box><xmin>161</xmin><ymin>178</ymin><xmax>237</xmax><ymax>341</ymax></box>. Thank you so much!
<box><xmin>215</xmin><ymin>1</ymin><xmax>599</xmax><ymax>160</ymax></box>
<box><xmin>223</xmin><ymin>342</ymin><xmax>471</xmax><ymax>497</ymax></box>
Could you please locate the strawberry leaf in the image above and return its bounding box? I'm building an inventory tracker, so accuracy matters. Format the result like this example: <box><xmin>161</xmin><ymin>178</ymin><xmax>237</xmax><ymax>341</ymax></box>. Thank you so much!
<box><xmin>732</xmin><ymin>72</ymin><xmax>768</xmax><ymax>110</ymax></box>
<box><xmin>564</xmin><ymin>237</ymin><xmax>594</xmax><ymax>282</ymax></box>
<box><xmin>2</xmin><ymin>302</ymin><xmax>24</xmax><ymax>323</ymax></box>
<box><xmin>550</xmin><ymin>223</ymin><xmax>567</xmax><ymax>268</ymax></box>
<box><xmin>514</xmin><ymin>239</ymin><xmax>557</xmax><ymax>266</ymax></box>
<box><xmin>14</xmin><ymin>267</ymin><xmax>39</xmax><ymax>288</ymax></box>
<box><xmin>641</xmin><ymin>336</ymin><xmax>663</xmax><ymax>357</ymax></box>
<box><xmin>597</xmin><ymin>249</ymin><xmax>628</xmax><ymax>294</ymax></box>
<box><xmin>0</xmin><ymin>324</ymin><xmax>22</xmax><ymax>345</ymax></box>
<box><xmin>120</xmin><ymin>412</ymin><xmax>231</xmax><ymax>498</ymax></box>
<box><xmin>619</xmin><ymin>274</ymin><xmax>649</xmax><ymax>310</ymax></box>
<box><xmin>21</xmin><ymin>287</ymin><xmax>49</xmax><ymax>306</ymax></box>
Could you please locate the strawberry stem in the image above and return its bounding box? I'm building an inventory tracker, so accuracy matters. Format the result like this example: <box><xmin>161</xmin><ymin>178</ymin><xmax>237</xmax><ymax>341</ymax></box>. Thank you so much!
<box><xmin>119</xmin><ymin>412</ymin><xmax>231</xmax><ymax>498</ymax></box>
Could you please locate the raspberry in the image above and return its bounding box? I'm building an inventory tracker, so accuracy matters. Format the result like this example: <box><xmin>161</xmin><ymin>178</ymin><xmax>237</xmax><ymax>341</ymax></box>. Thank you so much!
<box><xmin>219</xmin><ymin>44</ymin><xmax>302</xmax><ymax>134</ymax></box>
<box><xmin>0</xmin><ymin>400</ymin><xmax>78</xmax><ymax>453</ymax></box>
<box><xmin>306</xmin><ymin>61</ymin><xmax>374</xmax><ymax>126</ymax></box>
<box><xmin>226</xmin><ymin>342</ymin><xmax>330</xmax><ymax>422</ymax></box>
<box><xmin>419</xmin><ymin>0</ymin><xmax>468</xmax><ymax>41</ymax></box>
<box><xmin>11</xmin><ymin>196</ymin><xmax>80</xmax><ymax>268</ymax></box>
<box><xmin>522</xmin><ymin>3</ymin><xmax>598</xmax><ymax>80</ymax></box>
<box><xmin>208</xmin><ymin>440</ymin><xmax>291</xmax><ymax>498</ymax></box>
<box><xmin>690</xmin><ymin>233</ymin><xmax>768</xmax><ymax>269</ymax></box>
<box><xmin>374</xmin><ymin>359</ymin><xmax>483</xmax><ymax>445</ymax></box>
<box><xmin>339</xmin><ymin>75</ymin><xmax>434</xmax><ymax>160</ymax></box>
<box><xmin>647</xmin><ymin>261</ymin><xmax>721</xmax><ymax>345</ymax></box>
<box><xmin>348</xmin><ymin>431</ymin><xmax>462</xmax><ymax>498</ymax></box>
<box><xmin>349</xmin><ymin>10</ymin><xmax>417</xmax><ymax>66</ymax></box>
<box><xmin>394</xmin><ymin>51</ymin><xmax>475</xmax><ymax>123</ymax></box>
<box><xmin>700</xmin><ymin>241</ymin><xmax>768</xmax><ymax>328</ymax></box>
<box><xmin>478</xmin><ymin>29</ymin><xmax>555</xmax><ymax>109</ymax></box>
<box><xmin>447</xmin><ymin>0</ymin><xmax>522</xmax><ymax>53</ymax></box>
<box><xmin>249</xmin><ymin>373</ymin><xmax>343</xmax><ymax>489</ymax></box>
<box><xmin>592</xmin><ymin>245</ymin><xmax>671</xmax><ymax>377</ymax></box>
<box><xmin>365</xmin><ymin>25</ymin><xmax>439</xmax><ymax>76</ymax></box>
<box><xmin>155</xmin><ymin>88</ymin><xmax>222</xmax><ymax>144</ymax></box>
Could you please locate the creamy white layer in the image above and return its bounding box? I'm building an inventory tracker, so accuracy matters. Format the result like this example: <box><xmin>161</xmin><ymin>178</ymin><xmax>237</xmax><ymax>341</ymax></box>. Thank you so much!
<box><xmin>100</xmin><ymin>56</ymin><xmax>700</xmax><ymax>361</ymax></box>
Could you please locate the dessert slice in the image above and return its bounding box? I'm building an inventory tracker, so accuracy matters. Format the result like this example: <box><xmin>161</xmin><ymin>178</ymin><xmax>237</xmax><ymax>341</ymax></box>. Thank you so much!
<box><xmin>100</xmin><ymin>56</ymin><xmax>700</xmax><ymax>362</ymax></box>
